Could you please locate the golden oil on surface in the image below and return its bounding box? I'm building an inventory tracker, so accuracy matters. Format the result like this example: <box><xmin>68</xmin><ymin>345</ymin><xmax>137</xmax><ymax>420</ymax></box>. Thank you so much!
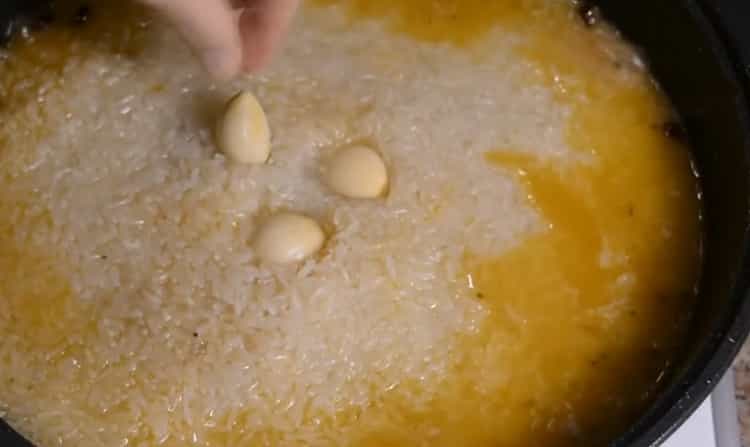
<box><xmin>310</xmin><ymin>1</ymin><xmax>702</xmax><ymax>446</ymax></box>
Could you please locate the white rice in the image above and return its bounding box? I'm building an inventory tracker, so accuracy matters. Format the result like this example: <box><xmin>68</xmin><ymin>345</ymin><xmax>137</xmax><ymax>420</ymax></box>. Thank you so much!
<box><xmin>0</xmin><ymin>3</ymin><xmax>571</xmax><ymax>446</ymax></box>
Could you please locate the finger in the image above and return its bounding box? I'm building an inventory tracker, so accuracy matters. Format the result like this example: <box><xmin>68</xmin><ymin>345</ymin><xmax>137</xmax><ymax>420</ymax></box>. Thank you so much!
<box><xmin>140</xmin><ymin>0</ymin><xmax>243</xmax><ymax>80</ymax></box>
<box><xmin>238</xmin><ymin>0</ymin><xmax>299</xmax><ymax>72</ymax></box>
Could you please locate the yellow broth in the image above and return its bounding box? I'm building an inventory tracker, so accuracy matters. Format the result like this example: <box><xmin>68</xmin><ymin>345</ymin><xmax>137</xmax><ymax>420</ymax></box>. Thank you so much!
<box><xmin>311</xmin><ymin>1</ymin><xmax>702</xmax><ymax>446</ymax></box>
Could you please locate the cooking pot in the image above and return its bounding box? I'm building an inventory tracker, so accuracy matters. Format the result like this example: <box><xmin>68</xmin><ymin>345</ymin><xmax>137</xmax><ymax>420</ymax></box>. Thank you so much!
<box><xmin>1</xmin><ymin>1</ymin><xmax>749</xmax><ymax>446</ymax></box>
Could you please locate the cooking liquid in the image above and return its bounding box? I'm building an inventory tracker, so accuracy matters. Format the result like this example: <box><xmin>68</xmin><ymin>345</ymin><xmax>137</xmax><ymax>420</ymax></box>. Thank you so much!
<box><xmin>315</xmin><ymin>1</ymin><xmax>702</xmax><ymax>445</ymax></box>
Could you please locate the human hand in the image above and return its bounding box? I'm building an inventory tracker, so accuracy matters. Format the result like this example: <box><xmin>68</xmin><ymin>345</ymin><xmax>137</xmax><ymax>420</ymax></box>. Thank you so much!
<box><xmin>139</xmin><ymin>0</ymin><xmax>299</xmax><ymax>80</ymax></box>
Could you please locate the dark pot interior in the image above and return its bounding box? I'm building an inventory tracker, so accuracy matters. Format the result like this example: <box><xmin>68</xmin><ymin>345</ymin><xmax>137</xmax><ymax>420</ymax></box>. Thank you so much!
<box><xmin>1</xmin><ymin>1</ymin><xmax>750</xmax><ymax>446</ymax></box>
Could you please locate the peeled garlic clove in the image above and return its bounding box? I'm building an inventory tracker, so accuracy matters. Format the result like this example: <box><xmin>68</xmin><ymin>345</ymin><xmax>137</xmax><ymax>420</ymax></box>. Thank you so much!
<box><xmin>324</xmin><ymin>145</ymin><xmax>388</xmax><ymax>199</ymax></box>
<box><xmin>216</xmin><ymin>91</ymin><xmax>271</xmax><ymax>164</ymax></box>
<box><xmin>254</xmin><ymin>212</ymin><xmax>325</xmax><ymax>264</ymax></box>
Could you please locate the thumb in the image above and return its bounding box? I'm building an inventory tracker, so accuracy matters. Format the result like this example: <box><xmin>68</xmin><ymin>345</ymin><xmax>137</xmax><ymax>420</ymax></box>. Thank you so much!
<box><xmin>140</xmin><ymin>0</ymin><xmax>243</xmax><ymax>80</ymax></box>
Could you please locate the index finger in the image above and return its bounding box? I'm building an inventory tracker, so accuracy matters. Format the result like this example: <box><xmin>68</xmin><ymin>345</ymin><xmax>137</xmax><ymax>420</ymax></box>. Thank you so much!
<box><xmin>237</xmin><ymin>0</ymin><xmax>300</xmax><ymax>72</ymax></box>
<box><xmin>141</xmin><ymin>0</ymin><xmax>243</xmax><ymax>80</ymax></box>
